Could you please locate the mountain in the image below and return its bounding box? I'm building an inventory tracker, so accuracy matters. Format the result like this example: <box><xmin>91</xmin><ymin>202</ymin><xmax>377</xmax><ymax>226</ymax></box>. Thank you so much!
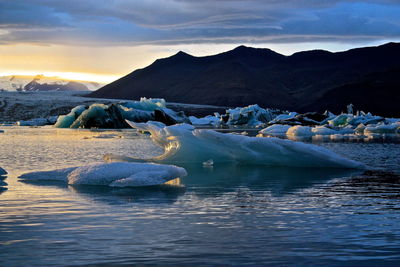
<box><xmin>89</xmin><ymin>43</ymin><xmax>400</xmax><ymax>116</ymax></box>
<box><xmin>0</xmin><ymin>75</ymin><xmax>103</xmax><ymax>92</ymax></box>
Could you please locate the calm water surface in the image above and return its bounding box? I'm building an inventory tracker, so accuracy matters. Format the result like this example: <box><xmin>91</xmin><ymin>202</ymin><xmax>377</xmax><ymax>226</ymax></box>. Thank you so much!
<box><xmin>1</xmin><ymin>127</ymin><xmax>400</xmax><ymax>266</ymax></box>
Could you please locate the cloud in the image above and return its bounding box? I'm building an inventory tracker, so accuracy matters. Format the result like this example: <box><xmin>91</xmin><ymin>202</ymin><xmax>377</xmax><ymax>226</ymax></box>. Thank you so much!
<box><xmin>0</xmin><ymin>0</ymin><xmax>399</xmax><ymax>46</ymax></box>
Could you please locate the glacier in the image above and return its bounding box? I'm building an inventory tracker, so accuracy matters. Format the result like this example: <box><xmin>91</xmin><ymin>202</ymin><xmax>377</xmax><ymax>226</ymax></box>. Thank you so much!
<box><xmin>121</xmin><ymin>120</ymin><xmax>365</xmax><ymax>168</ymax></box>
<box><xmin>18</xmin><ymin>162</ymin><xmax>187</xmax><ymax>187</ymax></box>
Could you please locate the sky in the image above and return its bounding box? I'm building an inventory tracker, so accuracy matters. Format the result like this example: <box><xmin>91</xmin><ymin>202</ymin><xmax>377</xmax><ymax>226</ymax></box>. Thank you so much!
<box><xmin>1</xmin><ymin>0</ymin><xmax>400</xmax><ymax>83</ymax></box>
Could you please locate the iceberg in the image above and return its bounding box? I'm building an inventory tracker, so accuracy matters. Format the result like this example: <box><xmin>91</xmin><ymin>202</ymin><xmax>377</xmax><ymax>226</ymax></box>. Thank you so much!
<box><xmin>311</xmin><ymin>126</ymin><xmax>338</xmax><ymax>135</ymax></box>
<box><xmin>123</xmin><ymin>120</ymin><xmax>365</xmax><ymax>168</ymax></box>
<box><xmin>286</xmin><ymin>125</ymin><xmax>314</xmax><ymax>136</ymax></box>
<box><xmin>221</xmin><ymin>104</ymin><xmax>276</xmax><ymax>127</ymax></box>
<box><xmin>54</xmin><ymin>105</ymin><xmax>86</xmax><ymax>128</ymax></box>
<box><xmin>189</xmin><ymin>115</ymin><xmax>220</xmax><ymax>126</ymax></box>
<box><xmin>364</xmin><ymin>123</ymin><xmax>400</xmax><ymax>134</ymax></box>
<box><xmin>18</xmin><ymin>162</ymin><xmax>187</xmax><ymax>187</ymax></box>
<box><xmin>121</xmin><ymin>97</ymin><xmax>166</xmax><ymax>111</ymax></box>
<box><xmin>259</xmin><ymin>124</ymin><xmax>291</xmax><ymax>135</ymax></box>
<box><xmin>17</xmin><ymin>118</ymin><xmax>52</xmax><ymax>126</ymax></box>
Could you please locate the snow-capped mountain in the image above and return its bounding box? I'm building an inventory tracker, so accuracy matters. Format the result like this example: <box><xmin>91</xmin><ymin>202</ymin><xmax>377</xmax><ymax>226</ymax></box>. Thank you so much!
<box><xmin>0</xmin><ymin>75</ymin><xmax>103</xmax><ymax>92</ymax></box>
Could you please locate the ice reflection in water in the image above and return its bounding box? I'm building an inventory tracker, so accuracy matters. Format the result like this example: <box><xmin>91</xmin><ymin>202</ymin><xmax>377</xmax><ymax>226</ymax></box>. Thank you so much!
<box><xmin>1</xmin><ymin>126</ymin><xmax>400</xmax><ymax>266</ymax></box>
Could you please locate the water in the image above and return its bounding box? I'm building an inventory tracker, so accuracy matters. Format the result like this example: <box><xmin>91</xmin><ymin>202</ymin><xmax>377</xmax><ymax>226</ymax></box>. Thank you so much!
<box><xmin>1</xmin><ymin>127</ymin><xmax>400</xmax><ymax>266</ymax></box>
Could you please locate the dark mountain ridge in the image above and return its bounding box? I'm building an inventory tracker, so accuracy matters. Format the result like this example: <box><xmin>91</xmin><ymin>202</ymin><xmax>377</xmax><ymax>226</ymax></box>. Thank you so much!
<box><xmin>89</xmin><ymin>42</ymin><xmax>400</xmax><ymax>116</ymax></box>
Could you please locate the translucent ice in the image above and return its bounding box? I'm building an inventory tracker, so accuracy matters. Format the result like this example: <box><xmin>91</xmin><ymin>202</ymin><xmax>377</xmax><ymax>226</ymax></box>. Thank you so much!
<box><xmin>124</xmin><ymin>121</ymin><xmax>365</xmax><ymax>168</ymax></box>
<box><xmin>18</xmin><ymin>162</ymin><xmax>187</xmax><ymax>187</ymax></box>
<box><xmin>259</xmin><ymin>124</ymin><xmax>291</xmax><ymax>135</ymax></box>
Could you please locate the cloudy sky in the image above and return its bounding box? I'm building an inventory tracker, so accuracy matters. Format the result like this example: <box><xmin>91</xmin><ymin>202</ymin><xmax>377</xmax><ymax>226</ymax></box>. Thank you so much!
<box><xmin>1</xmin><ymin>0</ymin><xmax>400</xmax><ymax>82</ymax></box>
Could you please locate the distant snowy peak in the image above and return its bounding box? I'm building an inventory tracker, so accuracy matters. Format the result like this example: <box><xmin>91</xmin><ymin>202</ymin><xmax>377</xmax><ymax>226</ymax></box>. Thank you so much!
<box><xmin>0</xmin><ymin>75</ymin><xmax>103</xmax><ymax>92</ymax></box>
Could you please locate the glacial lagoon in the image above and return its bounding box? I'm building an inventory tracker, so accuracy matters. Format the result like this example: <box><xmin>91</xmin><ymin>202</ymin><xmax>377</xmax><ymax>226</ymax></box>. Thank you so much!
<box><xmin>1</xmin><ymin>126</ymin><xmax>400</xmax><ymax>266</ymax></box>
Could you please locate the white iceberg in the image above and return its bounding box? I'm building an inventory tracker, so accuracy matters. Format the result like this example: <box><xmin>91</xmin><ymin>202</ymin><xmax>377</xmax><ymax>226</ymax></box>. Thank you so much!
<box><xmin>286</xmin><ymin>125</ymin><xmax>314</xmax><ymax>136</ymax></box>
<box><xmin>17</xmin><ymin>118</ymin><xmax>51</xmax><ymax>126</ymax></box>
<box><xmin>121</xmin><ymin>97</ymin><xmax>166</xmax><ymax>111</ymax></box>
<box><xmin>364</xmin><ymin>123</ymin><xmax>400</xmax><ymax>134</ymax></box>
<box><xmin>311</xmin><ymin>126</ymin><xmax>338</xmax><ymax>135</ymax></box>
<box><xmin>189</xmin><ymin>115</ymin><xmax>220</xmax><ymax>126</ymax></box>
<box><xmin>18</xmin><ymin>162</ymin><xmax>187</xmax><ymax>187</ymax></box>
<box><xmin>223</xmin><ymin>104</ymin><xmax>276</xmax><ymax>126</ymax></box>
<box><xmin>124</xmin><ymin>121</ymin><xmax>365</xmax><ymax>168</ymax></box>
<box><xmin>268</xmin><ymin>112</ymin><xmax>298</xmax><ymax>124</ymax></box>
<box><xmin>259</xmin><ymin>124</ymin><xmax>291</xmax><ymax>135</ymax></box>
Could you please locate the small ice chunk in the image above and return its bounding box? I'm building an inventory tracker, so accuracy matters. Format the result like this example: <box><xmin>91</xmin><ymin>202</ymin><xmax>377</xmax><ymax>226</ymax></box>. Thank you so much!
<box><xmin>189</xmin><ymin>115</ymin><xmax>220</xmax><ymax>126</ymax></box>
<box><xmin>17</xmin><ymin>118</ymin><xmax>49</xmax><ymax>126</ymax></box>
<box><xmin>364</xmin><ymin>123</ymin><xmax>400</xmax><ymax>134</ymax></box>
<box><xmin>286</xmin><ymin>125</ymin><xmax>313</xmax><ymax>136</ymax></box>
<box><xmin>259</xmin><ymin>124</ymin><xmax>291</xmax><ymax>135</ymax></box>
<box><xmin>355</xmin><ymin>123</ymin><xmax>366</xmax><ymax>134</ymax></box>
<box><xmin>19</xmin><ymin>162</ymin><xmax>187</xmax><ymax>187</ymax></box>
<box><xmin>202</xmin><ymin>159</ymin><xmax>214</xmax><ymax>167</ymax></box>
<box><xmin>311</xmin><ymin>126</ymin><xmax>337</xmax><ymax>135</ymax></box>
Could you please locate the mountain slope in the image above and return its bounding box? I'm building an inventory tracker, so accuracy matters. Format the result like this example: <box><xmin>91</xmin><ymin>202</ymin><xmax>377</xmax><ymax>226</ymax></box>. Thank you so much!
<box><xmin>89</xmin><ymin>43</ymin><xmax>400</xmax><ymax>116</ymax></box>
<box><xmin>0</xmin><ymin>75</ymin><xmax>102</xmax><ymax>92</ymax></box>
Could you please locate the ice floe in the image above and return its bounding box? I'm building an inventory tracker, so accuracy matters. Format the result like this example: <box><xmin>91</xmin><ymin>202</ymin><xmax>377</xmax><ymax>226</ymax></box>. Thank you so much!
<box><xmin>17</xmin><ymin>117</ymin><xmax>57</xmax><ymax>126</ymax></box>
<box><xmin>18</xmin><ymin>162</ymin><xmax>187</xmax><ymax>187</ymax></box>
<box><xmin>189</xmin><ymin>115</ymin><xmax>220</xmax><ymax>126</ymax></box>
<box><xmin>258</xmin><ymin>124</ymin><xmax>291</xmax><ymax>135</ymax></box>
<box><xmin>123</xmin><ymin>120</ymin><xmax>365</xmax><ymax>168</ymax></box>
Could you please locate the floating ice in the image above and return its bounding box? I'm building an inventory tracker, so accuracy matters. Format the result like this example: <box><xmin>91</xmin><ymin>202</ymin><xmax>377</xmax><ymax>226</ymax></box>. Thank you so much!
<box><xmin>18</xmin><ymin>162</ymin><xmax>187</xmax><ymax>187</ymax></box>
<box><xmin>269</xmin><ymin>112</ymin><xmax>298</xmax><ymax>124</ymax></box>
<box><xmin>17</xmin><ymin>118</ymin><xmax>51</xmax><ymax>126</ymax></box>
<box><xmin>364</xmin><ymin>123</ymin><xmax>400</xmax><ymax>134</ymax></box>
<box><xmin>124</xmin><ymin>121</ymin><xmax>365</xmax><ymax>168</ymax></box>
<box><xmin>121</xmin><ymin>97</ymin><xmax>166</xmax><ymax>111</ymax></box>
<box><xmin>311</xmin><ymin>126</ymin><xmax>338</xmax><ymax>135</ymax></box>
<box><xmin>54</xmin><ymin>105</ymin><xmax>86</xmax><ymax>128</ymax></box>
<box><xmin>221</xmin><ymin>104</ymin><xmax>276</xmax><ymax>126</ymax></box>
<box><xmin>259</xmin><ymin>124</ymin><xmax>291</xmax><ymax>135</ymax></box>
<box><xmin>53</xmin><ymin>98</ymin><xmax>189</xmax><ymax>128</ymax></box>
<box><xmin>286</xmin><ymin>125</ymin><xmax>314</xmax><ymax>136</ymax></box>
<box><xmin>189</xmin><ymin>115</ymin><xmax>220</xmax><ymax>126</ymax></box>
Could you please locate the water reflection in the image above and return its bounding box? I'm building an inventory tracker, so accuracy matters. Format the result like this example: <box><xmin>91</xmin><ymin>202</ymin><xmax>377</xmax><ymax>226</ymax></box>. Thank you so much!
<box><xmin>181</xmin><ymin>164</ymin><xmax>362</xmax><ymax>197</ymax></box>
<box><xmin>20</xmin><ymin>179</ymin><xmax>186</xmax><ymax>205</ymax></box>
<box><xmin>20</xmin><ymin>165</ymin><xmax>362</xmax><ymax>204</ymax></box>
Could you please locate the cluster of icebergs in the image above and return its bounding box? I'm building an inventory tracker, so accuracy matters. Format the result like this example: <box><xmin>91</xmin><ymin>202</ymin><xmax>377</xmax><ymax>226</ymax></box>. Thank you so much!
<box><xmin>259</xmin><ymin>111</ymin><xmax>400</xmax><ymax>139</ymax></box>
<box><xmin>54</xmin><ymin>98</ymin><xmax>189</xmax><ymax>128</ymax></box>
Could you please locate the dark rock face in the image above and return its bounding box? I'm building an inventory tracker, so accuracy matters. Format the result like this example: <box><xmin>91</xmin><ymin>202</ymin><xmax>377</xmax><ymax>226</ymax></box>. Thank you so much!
<box><xmin>89</xmin><ymin>42</ymin><xmax>400</xmax><ymax>117</ymax></box>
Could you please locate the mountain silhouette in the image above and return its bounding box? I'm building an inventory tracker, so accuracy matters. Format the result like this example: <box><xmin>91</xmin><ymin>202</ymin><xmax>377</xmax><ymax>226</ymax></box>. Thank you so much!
<box><xmin>89</xmin><ymin>42</ymin><xmax>400</xmax><ymax>116</ymax></box>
